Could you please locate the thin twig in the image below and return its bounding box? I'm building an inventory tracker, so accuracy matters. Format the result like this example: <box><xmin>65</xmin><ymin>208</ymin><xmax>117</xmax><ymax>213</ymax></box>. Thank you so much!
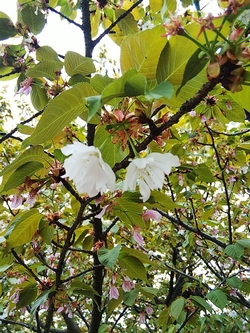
<box><xmin>47</xmin><ymin>6</ymin><xmax>82</xmax><ymax>29</ymax></box>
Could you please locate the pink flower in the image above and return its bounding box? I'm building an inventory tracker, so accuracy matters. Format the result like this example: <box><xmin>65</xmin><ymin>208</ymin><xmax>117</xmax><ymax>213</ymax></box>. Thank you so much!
<box><xmin>189</xmin><ymin>110</ymin><xmax>196</xmax><ymax>117</ymax></box>
<box><xmin>10</xmin><ymin>194</ymin><xmax>22</xmax><ymax>209</ymax></box>
<box><xmin>142</xmin><ymin>209</ymin><xmax>162</xmax><ymax>222</ymax></box>
<box><xmin>109</xmin><ymin>285</ymin><xmax>119</xmax><ymax>300</ymax></box>
<box><xmin>146</xmin><ymin>305</ymin><xmax>153</xmax><ymax>316</ymax></box>
<box><xmin>133</xmin><ymin>228</ymin><xmax>144</xmax><ymax>246</ymax></box>
<box><xmin>122</xmin><ymin>276</ymin><xmax>135</xmax><ymax>292</ymax></box>
<box><xmin>139</xmin><ymin>311</ymin><xmax>145</xmax><ymax>324</ymax></box>
<box><xmin>178</xmin><ymin>173</ymin><xmax>184</xmax><ymax>186</ymax></box>
<box><xmin>18</xmin><ymin>77</ymin><xmax>33</xmax><ymax>95</ymax></box>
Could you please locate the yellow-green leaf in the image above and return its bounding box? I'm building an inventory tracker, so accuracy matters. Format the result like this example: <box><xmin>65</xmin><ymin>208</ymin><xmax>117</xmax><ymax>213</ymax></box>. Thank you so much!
<box><xmin>121</xmin><ymin>25</ymin><xmax>167</xmax><ymax>80</ymax></box>
<box><xmin>22</xmin><ymin>83</ymin><xmax>95</xmax><ymax>146</ymax></box>
<box><xmin>0</xmin><ymin>12</ymin><xmax>16</xmax><ymax>40</ymax></box>
<box><xmin>65</xmin><ymin>51</ymin><xmax>96</xmax><ymax>77</ymax></box>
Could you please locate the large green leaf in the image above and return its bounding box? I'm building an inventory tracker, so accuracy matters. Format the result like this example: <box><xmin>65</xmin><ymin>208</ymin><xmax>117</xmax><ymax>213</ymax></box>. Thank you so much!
<box><xmin>191</xmin><ymin>296</ymin><xmax>213</xmax><ymax>313</ymax></box>
<box><xmin>176</xmin><ymin>48</ymin><xmax>208</xmax><ymax>95</ymax></box>
<box><xmin>224</xmin><ymin>243</ymin><xmax>244</xmax><ymax>260</ymax></box>
<box><xmin>64</xmin><ymin>51</ymin><xmax>96</xmax><ymax>76</ymax></box>
<box><xmin>123</xmin><ymin>289</ymin><xmax>138</xmax><ymax>306</ymax></box>
<box><xmin>27</xmin><ymin>46</ymin><xmax>63</xmax><ymax>80</ymax></box>
<box><xmin>121</xmin><ymin>25</ymin><xmax>167</xmax><ymax>80</ymax></box>
<box><xmin>170</xmin><ymin>297</ymin><xmax>185</xmax><ymax>320</ymax></box>
<box><xmin>207</xmin><ymin>290</ymin><xmax>227</xmax><ymax>310</ymax></box>
<box><xmin>5</xmin><ymin>209</ymin><xmax>43</xmax><ymax>249</ymax></box>
<box><xmin>101</xmin><ymin>69</ymin><xmax>138</xmax><ymax>103</ymax></box>
<box><xmin>0</xmin><ymin>146</ymin><xmax>51</xmax><ymax>176</ymax></box>
<box><xmin>121</xmin><ymin>247</ymin><xmax>152</xmax><ymax>264</ymax></box>
<box><xmin>22</xmin><ymin>83</ymin><xmax>95</xmax><ymax>146</ymax></box>
<box><xmin>97</xmin><ymin>245</ymin><xmax>121</xmax><ymax>270</ymax></box>
<box><xmin>116</xmin><ymin>9</ymin><xmax>138</xmax><ymax>35</ymax></box>
<box><xmin>0</xmin><ymin>12</ymin><xmax>17</xmax><ymax>40</ymax></box>
<box><xmin>20</xmin><ymin>6</ymin><xmax>45</xmax><ymax>35</ymax></box>
<box><xmin>114</xmin><ymin>194</ymin><xmax>145</xmax><ymax>228</ymax></box>
<box><xmin>119</xmin><ymin>255</ymin><xmax>147</xmax><ymax>281</ymax></box>
<box><xmin>16</xmin><ymin>284</ymin><xmax>37</xmax><ymax>310</ymax></box>
<box><xmin>2</xmin><ymin>161</ymin><xmax>43</xmax><ymax>192</ymax></box>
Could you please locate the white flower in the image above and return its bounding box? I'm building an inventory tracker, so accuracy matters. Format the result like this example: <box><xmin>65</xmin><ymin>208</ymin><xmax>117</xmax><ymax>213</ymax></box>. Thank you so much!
<box><xmin>62</xmin><ymin>142</ymin><xmax>115</xmax><ymax>197</ymax></box>
<box><xmin>123</xmin><ymin>152</ymin><xmax>180</xmax><ymax>202</ymax></box>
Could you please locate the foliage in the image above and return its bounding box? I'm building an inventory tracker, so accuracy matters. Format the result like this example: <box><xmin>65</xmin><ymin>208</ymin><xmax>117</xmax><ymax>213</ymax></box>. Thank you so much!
<box><xmin>1</xmin><ymin>0</ymin><xmax>250</xmax><ymax>332</ymax></box>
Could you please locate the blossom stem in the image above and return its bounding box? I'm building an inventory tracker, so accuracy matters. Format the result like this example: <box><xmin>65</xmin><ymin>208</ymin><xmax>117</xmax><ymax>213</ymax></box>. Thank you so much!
<box><xmin>123</xmin><ymin>126</ymin><xmax>140</xmax><ymax>158</ymax></box>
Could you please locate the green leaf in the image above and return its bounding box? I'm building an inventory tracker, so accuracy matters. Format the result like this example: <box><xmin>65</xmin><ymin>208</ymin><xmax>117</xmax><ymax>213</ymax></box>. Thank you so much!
<box><xmin>195</xmin><ymin>164</ymin><xmax>215</xmax><ymax>182</ymax></box>
<box><xmin>0</xmin><ymin>253</ymin><xmax>13</xmax><ymax>272</ymax></box>
<box><xmin>236</xmin><ymin>239</ymin><xmax>250</xmax><ymax>249</ymax></box>
<box><xmin>27</xmin><ymin>62</ymin><xmax>62</xmax><ymax>81</ymax></box>
<box><xmin>22</xmin><ymin>83</ymin><xmax>94</xmax><ymax>146</ymax></box>
<box><xmin>124</xmin><ymin>74</ymin><xmax>147</xmax><ymax>96</ymax></box>
<box><xmin>94</xmin><ymin>125</ymin><xmax>125</xmax><ymax>168</ymax></box>
<box><xmin>116</xmin><ymin>9</ymin><xmax>138</xmax><ymax>35</ymax></box>
<box><xmin>64</xmin><ymin>51</ymin><xmax>96</xmax><ymax>76</ymax></box>
<box><xmin>97</xmin><ymin>245</ymin><xmax>121</xmax><ymax>270</ymax></box>
<box><xmin>123</xmin><ymin>289</ymin><xmax>139</xmax><ymax>306</ymax></box>
<box><xmin>30</xmin><ymin>85</ymin><xmax>49</xmax><ymax>111</ymax></box>
<box><xmin>119</xmin><ymin>255</ymin><xmax>147</xmax><ymax>281</ymax></box>
<box><xmin>227</xmin><ymin>276</ymin><xmax>242</xmax><ymax>289</ymax></box>
<box><xmin>39</xmin><ymin>220</ymin><xmax>55</xmax><ymax>245</ymax></box>
<box><xmin>5</xmin><ymin>209</ymin><xmax>43</xmax><ymax>249</ymax></box>
<box><xmin>191</xmin><ymin>296</ymin><xmax>213</xmax><ymax>313</ymax></box>
<box><xmin>30</xmin><ymin>289</ymin><xmax>53</xmax><ymax>319</ymax></box>
<box><xmin>170</xmin><ymin>297</ymin><xmax>185</xmax><ymax>320</ymax></box>
<box><xmin>101</xmin><ymin>69</ymin><xmax>138</xmax><ymax>103</ymax></box>
<box><xmin>90</xmin><ymin>74</ymin><xmax>114</xmax><ymax>94</ymax></box>
<box><xmin>2</xmin><ymin>161</ymin><xmax>43</xmax><ymax>192</ymax></box>
<box><xmin>121</xmin><ymin>25</ymin><xmax>167</xmax><ymax>80</ymax></box>
<box><xmin>207</xmin><ymin>290</ymin><xmax>227</xmax><ymax>310</ymax></box>
<box><xmin>86</xmin><ymin>95</ymin><xmax>102</xmax><ymax>122</ymax></box>
<box><xmin>0</xmin><ymin>145</ymin><xmax>51</xmax><ymax>177</ymax></box>
<box><xmin>20</xmin><ymin>6</ymin><xmax>45</xmax><ymax>35</ymax></box>
<box><xmin>120</xmin><ymin>247</ymin><xmax>152</xmax><ymax>264</ymax></box>
<box><xmin>71</xmin><ymin>280</ymin><xmax>100</xmax><ymax>297</ymax></box>
<box><xmin>0</xmin><ymin>12</ymin><xmax>16</xmax><ymax>40</ymax></box>
<box><xmin>16</xmin><ymin>284</ymin><xmax>37</xmax><ymax>309</ymax></box>
<box><xmin>176</xmin><ymin>48</ymin><xmax>208</xmax><ymax>95</ymax></box>
<box><xmin>224</xmin><ymin>243</ymin><xmax>244</xmax><ymax>260</ymax></box>
<box><xmin>145</xmin><ymin>81</ymin><xmax>174</xmax><ymax>100</ymax></box>
<box><xmin>146</xmin><ymin>190</ymin><xmax>180</xmax><ymax>210</ymax></box>
<box><xmin>114</xmin><ymin>194</ymin><xmax>145</xmax><ymax>228</ymax></box>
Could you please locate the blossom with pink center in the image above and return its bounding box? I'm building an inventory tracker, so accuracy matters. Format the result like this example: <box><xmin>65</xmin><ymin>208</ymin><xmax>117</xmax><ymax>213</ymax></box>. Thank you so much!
<box><xmin>189</xmin><ymin>110</ymin><xmax>196</xmax><ymax>117</ymax></box>
<box><xmin>18</xmin><ymin>77</ymin><xmax>33</xmax><ymax>95</ymax></box>
<box><xmin>109</xmin><ymin>285</ymin><xmax>119</xmax><ymax>300</ymax></box>
<box><xmin>133</xmin><ymin>227</ymin><xmax>144</xmax><ymax>246</ymax></box>
<box><xmin>10</xmin><ymin>194</ymin><xmax>22</xmax><ymax>209</ymax></box>
<box><xmin>142</xmin><ymin>209</ymin><xmax>162</xmax><ymax>222</ymax></box>
<box><xmin>122</xmin><ymin>276</ymin><xmax>135</xmax><ymax>292</ymax></box>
